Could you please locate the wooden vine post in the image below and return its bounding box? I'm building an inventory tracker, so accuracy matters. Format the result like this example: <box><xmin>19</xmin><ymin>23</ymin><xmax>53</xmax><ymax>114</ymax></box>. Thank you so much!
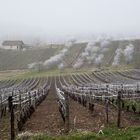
<box><xmin>0</xmin><ymin>95</ymin><xmax>2</xmax><ymax>118</ymax></box>
<box><xmin>28</xmin><ymin>91</ymin><xmax>31</xmax><ymax>106</ymax></box>
<box><xmin>34</xmin><ymin>91</ymin><xmax>37</xmax><ymax>108</ymax></box>
<box><xmin>64</xmin><ymin>92</ymin><xmax>70</xmax><ymax>134</ymax></box>
<box><xmin>105</xmin><ymin>85</ymin><xmax>109</xmax><ymax>124</ymax></box>
<box><xmin>19</xmin><ymin>90</ymin><xmax>22</xmax><ymax>110</ymax></box>
<box><xmin>117</xmin><ymin>91</ymin><xmax>121</xmax><ymax>128</ymax></box>
<box><xmin>8</xmin><ymin>96</ymin><xmax>15</xmax><ymax>140</ymax></box>
<box><xmin>105</xmin><ymin>98</ymin><xmax>109</xmax><ymax>124</ymax></box>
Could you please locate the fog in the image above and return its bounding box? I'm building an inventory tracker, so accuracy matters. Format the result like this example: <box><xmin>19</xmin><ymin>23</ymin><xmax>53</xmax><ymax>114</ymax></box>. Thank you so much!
<box><xmin>0</xmin><ymin>0</ymin><xmax>140</xmax><ymax>43</ymax></box>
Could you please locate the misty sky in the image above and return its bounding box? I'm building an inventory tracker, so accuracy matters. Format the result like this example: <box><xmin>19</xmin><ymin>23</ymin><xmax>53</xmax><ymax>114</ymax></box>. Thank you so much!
<box><xmin>0</xmin><ymin>0</ymin><xmax>140</xmax><ymax>42</ymax></box>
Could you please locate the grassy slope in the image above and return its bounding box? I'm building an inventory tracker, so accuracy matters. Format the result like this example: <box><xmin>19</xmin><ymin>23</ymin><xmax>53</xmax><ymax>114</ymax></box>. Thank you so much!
<box><xmin>17</xmin><ymin>126</ymin><xmax>140</xmax><ymax>140</ymax></box>
<box><xmin>0</xmin><ymin>70</ymin><xmax>28</xmax><ymax>80</ymax></box>
<box><xmin>0</xmin><ymin>68</ymin><xmax>89</xmax><ymax>80</ymax></box>
<box><xmin>0</xmin><ymin>65</ymin><xmax>134</xmax><ymax>80</ymax></box>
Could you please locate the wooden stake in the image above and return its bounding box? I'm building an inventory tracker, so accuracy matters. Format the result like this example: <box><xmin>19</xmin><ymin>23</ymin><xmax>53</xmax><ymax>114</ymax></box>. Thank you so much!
<box><xmin>8</xmin><ymin>96</ymin><xmax>15</xmax><ymax>140</ymax></box>
<box><xmin>28</xmin><ymin>92</ymin><xmax>31</xmax><ymax>106</ymax></box>
<box><xmin>0</xmin><ymin>95</ymin><xmax>2</xmax><ymax>118</ymax></box>
<box><xmin>117</xmin><ymin>91</ymin><xmax>121</xmax><ymax>128</ymax></box>
<box><xmin>105</xmin><ymin>98</ymin><xmax>109</xmax><ymax>124</ymax></box>
<box><xmin>19</xmin><ymin>90</ymin><xmax>21</xmax><ymax>110</ymax></box>
<box><xmin>64</xmin><ymin>92</ymin><xmax>70</xmax><ymax>134</ymax></box>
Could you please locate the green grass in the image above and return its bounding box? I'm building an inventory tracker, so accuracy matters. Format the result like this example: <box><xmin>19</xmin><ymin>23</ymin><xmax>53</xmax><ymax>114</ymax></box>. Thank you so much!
<box><xmin>124</xmin><ymin>100</ymin><xmax>140</xmax><ymax>114</ymax></box>
<box><xmin>20</xmin><ymin>68</ymin><xmax>94</xmax><ymax>78</ymax></box>
<box><xmin>17</xmin><ymin>126</ymin><xmax>140</xmax><ymax>140</ymax></box>
<box><xmin>0</xmin><ymin>65</ymin><xmax>135</xmax><ymax>81</ymax></box>
<box><xmin>0</xmin><ymin>68</ymin><xmax>92</xmax><ymax>80</ymax></box>
<box><xmin>0</xmin><ymin>69</ymin><xmax>28</xmax><ymax>80</ymax></box>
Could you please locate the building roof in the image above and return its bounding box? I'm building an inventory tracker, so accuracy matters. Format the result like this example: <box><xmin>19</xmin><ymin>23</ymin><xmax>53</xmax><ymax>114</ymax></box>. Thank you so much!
<box><xmin>2</xmin><ymin>40</ymin><xmax>24</xmax><ymax>46</ymax></box>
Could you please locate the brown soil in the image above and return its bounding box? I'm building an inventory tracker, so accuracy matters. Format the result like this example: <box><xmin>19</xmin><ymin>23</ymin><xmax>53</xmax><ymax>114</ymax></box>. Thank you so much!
<box><xmin>1</xmin><ymin>75</ymin><xmax>140</xmax><ymax>139</ymax></box>
<box><xmin>0</xmin><ymin>115</ymin><xmax>10</xmax><ymax>140</ymax></box>
<box><xmin>22</xmin><ymin>76</ymin><xmax>140</xmax><ymax>135</ymax></box>
<box><xmin>22</xmin><ymin>77</ymin><xmax>63</xmax><ymax>134</ymax></box>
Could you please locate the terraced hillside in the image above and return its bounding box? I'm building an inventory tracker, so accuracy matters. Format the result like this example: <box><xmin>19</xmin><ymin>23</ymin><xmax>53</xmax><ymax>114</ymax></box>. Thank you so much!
<box><xmin>63</xmin><ymin>43</ymin><xmax>87</xmax><ymax>67</ymax></box>
<box><xmin>0</xmin><ymin>39</ymin><xmax>140</xmax><ymax>70</ymax></box>
<box><xmin>110</xmin><ymin>39</ymin><xmax>140</xmax><ymax>68</ymax></box>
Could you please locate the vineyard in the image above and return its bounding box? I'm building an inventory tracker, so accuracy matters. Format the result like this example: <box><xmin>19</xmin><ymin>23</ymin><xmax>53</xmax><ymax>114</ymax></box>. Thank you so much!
<box><xmin>1</xmin><ymin>0</ymin><xmax>140</xmax><ymax>139</ymax></box>
<box><xmin>0</xmin><ymin>69</ymin><xmax>140</xmax><ymax>139</ymax></box>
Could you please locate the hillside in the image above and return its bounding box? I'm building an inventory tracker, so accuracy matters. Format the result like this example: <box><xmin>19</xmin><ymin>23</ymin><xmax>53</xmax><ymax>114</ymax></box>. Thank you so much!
<box><xmin>0</xmin><ymin>39</ymin><xmax>139</xmax><ymax>71</ymax></box>
<box><xmin>0</xmin><ymin>47</ymin><xmax>61</xmax><ymax>70</ymax></box>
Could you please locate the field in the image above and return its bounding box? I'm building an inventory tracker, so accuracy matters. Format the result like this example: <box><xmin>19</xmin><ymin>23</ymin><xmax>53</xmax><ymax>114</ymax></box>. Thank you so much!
<box><xmin>0</xmin><ymin>68</ymin><xmax>140</xmax><ymax>140</ymax></box>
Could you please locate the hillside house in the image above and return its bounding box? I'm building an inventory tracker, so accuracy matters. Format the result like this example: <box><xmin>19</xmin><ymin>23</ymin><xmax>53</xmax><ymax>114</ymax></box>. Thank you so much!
<box><xmin>1</xmin><ymin>40</ymin><xmax>25</xmax><ymax>50</ymax></box>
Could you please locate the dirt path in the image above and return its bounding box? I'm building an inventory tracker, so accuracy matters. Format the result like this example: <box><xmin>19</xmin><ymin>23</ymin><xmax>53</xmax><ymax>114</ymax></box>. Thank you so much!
<box><xmin>22</xmin><ymin>77</ymin><xmax>63</xmax><ymax>134</ymax></box>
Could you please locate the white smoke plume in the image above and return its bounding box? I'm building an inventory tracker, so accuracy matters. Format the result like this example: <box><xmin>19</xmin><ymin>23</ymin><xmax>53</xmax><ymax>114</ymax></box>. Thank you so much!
<box><xmin>58</xmin><ymin>63</ymin><xmax>65</xmax><ymax>69</ymax></box>
<box><xmin>28</xmin><ymin>62</ymin><xmax>37</xmax><ymax>69</ymax></box>
<box><xmin>84</xmin><ymin>42</ymin><xmax>96</xmax><ymax>52</ymax></box>
<box><xmin>27</xmin><ymin>38</ymin><xmax>76</xmax><ymax>70</ymax></box>
<box><xmin>100</xmin><ymin>40</ymin><xmax>111</xmax><ymax>53</ymax></box>
<box><xmin>43</xmin><ymin>48</ymin><xmax>67</xmax><ymax>69</ymax></box>
<box><xmin>112</xmin><ymin>43</ymin><xmax>134</xmax><ymax>66</ymax></box>
<box><xmin>95</xmin><ymin>54</ymin><xmax>104</xmax><ymax>65</ymax></box>
<box><xmin>73</xmin><ymin>58</ymin><xmax>84</xmax><ymax>69</ymax></box>
<box><xmin>73</xmin><ymin>39</ymin><xmax>111</xmax><ymax>69</ymax></box>
<box><xmin>43</xmin><ymin>38</ymin><xmax>76</xmax><ymax>69</ymax></box>
<box><xmin>87</xmin><ymin>53</ymin><xmax>97</xmax><ymax>62</ymax></box>
<box><xmin>65</xmin><ymin>37</ymin><xmax>76</xmax><ymax>48</ymax></box>
<box><xmin>73</xmin><ymin>41</ymin><xmax>98</xmax><ymax>68</ymax></box>
<box><xmin>123</xmin><ymin>44</ymin><xmax>134</xmax><ymax>63</ymax></box>
<box><xmin>28</xmin><ymin>61</ymin><xmax>44</xmax><ymax>70</ymax></box>
<box><xmin>100</xmin><ymin>40</ymin><xmax>110</xmax><ymax>48</ymax></box>
<box><xmin>112</xmin><ymin>48</ymin><xmax>123</xmax><ymax>66</ymax></box>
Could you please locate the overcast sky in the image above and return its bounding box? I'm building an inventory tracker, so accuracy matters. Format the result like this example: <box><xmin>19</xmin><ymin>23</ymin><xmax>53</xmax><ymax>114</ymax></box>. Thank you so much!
<box><xmin>0</xmin><ymin>0</ymin><xmax>140</xmax><ymax>42</ymax></box>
